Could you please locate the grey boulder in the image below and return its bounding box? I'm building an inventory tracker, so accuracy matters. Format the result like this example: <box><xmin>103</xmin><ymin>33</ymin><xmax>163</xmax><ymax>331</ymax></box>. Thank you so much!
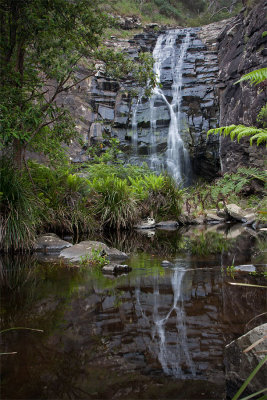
<box><xmin>60</xmin><ymin>240</ymin><xmax>128</xmax><ymax>263</ymax></box>
<box><xmin>33</xmin><ymin>234</ymin><xmax>72</xmax><ymax>253</ymax></box>
<box><xmin>225</xmin><ymin>323</ymin><xmax>267</xmax><ymax>399</ymax></box>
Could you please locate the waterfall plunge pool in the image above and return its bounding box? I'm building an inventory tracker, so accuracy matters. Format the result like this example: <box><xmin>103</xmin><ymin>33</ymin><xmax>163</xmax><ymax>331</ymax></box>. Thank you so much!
<box><xmin>1</xmin><ymin>227</ymin><xmax>266</xmax><ymax>399</ymax></box>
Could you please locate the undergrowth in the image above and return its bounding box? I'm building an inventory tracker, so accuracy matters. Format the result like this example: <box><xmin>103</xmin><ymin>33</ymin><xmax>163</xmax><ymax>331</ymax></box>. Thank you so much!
<box><xmin>185</xmin><ymin>167</ymin><xmax>267</xmax><ymax>220</ymax></box>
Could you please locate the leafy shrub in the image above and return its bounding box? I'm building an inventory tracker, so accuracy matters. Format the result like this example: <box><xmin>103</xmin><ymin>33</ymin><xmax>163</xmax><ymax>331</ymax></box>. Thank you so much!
<box><xmin>185</xmin><ymin>167</ymin><xmax>267</xmax><ymax>213</ymax></box>
<box><xmin>80</xmin><ymin>249</ymin><xmax>108</xmax><ymax>268</ymax></box>
<box><xmin>28</xmin><ymin>161</ymin><xmax>95</xmax><ymax>235</ymax></box>
<box><xmin>130</xmin><ymin>174</ymin><xmax>183</xmax><ymax>219</ymax></box>
<box><xmin>89</xmin><ymin>175</ymin><xmax>139</xmax><ymax>230</ymax></box>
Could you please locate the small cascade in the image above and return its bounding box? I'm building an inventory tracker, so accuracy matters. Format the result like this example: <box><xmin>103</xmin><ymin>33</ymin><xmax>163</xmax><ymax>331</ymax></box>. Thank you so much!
<box><xmin>131</xmin><ymin>89</ymin><xmax>144</xmax><ymax>162</ymax></box>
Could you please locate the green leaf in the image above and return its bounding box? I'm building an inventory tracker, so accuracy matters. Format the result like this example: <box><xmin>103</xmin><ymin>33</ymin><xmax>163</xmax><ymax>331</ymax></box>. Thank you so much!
<box><xmin>232</xmin><ymin>355</ymin><xmax>267</xmax><ymax>400</ymax></box>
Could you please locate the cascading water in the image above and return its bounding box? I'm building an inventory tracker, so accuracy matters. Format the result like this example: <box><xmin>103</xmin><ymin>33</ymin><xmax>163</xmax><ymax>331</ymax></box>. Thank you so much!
<box><xmin>131</xmin><ymin>29</ymin><xmax>192</xmax><ymax>184</ymax></box>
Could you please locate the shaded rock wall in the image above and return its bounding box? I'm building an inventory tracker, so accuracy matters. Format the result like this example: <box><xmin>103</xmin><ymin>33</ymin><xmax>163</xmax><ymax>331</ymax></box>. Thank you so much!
<box><xmin>217</xmin><ymin>0</ymin><xmax>267</xmax><ymax>173</ymax></box>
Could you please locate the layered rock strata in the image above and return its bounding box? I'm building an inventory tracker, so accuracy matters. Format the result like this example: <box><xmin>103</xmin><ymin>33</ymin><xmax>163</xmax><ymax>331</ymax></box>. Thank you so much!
<box><xmin>216</xmin><ymin>0</ymin><xmax>267</xmax><ymax>172</ymax></box>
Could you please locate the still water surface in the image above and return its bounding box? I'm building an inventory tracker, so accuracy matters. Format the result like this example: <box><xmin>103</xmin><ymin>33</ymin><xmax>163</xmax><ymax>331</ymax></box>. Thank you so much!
<box><xmin>1</xmin><ymin>227</ymin><xmax>266</xmax><ymax>399</ymax></box>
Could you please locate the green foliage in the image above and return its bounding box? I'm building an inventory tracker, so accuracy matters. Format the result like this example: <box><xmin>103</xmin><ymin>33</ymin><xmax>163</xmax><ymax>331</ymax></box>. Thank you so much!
<box><xmin>232</xmin><ymin>355</ymin><xmax>267</xmax><ymax>400</ymax></box>
<box><xmin>257</xmin><ymin>103</ymin><xmax>267</xmax><ymax>128</ymax></box>
<box><xmin>0</xmin><ymin>0</ymin><xmax>156</xmax><ymax>165</ymax></box>
<box><xmin>130</xmin><ymin>174</ymin><xmax>183</xmax><ymax>219</ymax></box>
<box><xmin>80</xmin><ymin>249</ymin><xmax>108</xmax><ymax>268</ymax></box>
<box><xmin>235</xmin><ymin>68</ymin><xmax>267</xmax><ymax>86</ymax></box>
<box><xmin>186</xmin><ymin>167</ymin><xmax>266</xmax><ymax>213</ymax></box>
<box><xmin>89</xmin><ymin>175</ymin><xmax>139</xmax><ymax>230</ymax></box>
<box><xmin>188</xmin><ymin>232</ymin><xmax>231</xmax><ymax>256</ymax></box>
<box><xmin>0</xmin><ymin>160</ymin><xmax>42</xmax><ymax>252</ymax></box>
<box><xmin>207</xmin><ymin>125</ymin><xmax>267</xmax><ymax>146</ymax></box>
<box><xmin>86</xmin><ymin>164</ymin><xmax>183</xmax><ymax>229</ymax></box>
<box><xmin>27</xmin><ymin>161</ymin><xmax>95</xmax><ymax>235</ymax></box>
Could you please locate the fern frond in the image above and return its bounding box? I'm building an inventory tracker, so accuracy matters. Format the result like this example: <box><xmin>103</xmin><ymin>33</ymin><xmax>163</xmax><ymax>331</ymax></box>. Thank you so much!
<box><xmin>235</xmin><ymin>68</ymin><xmax>267</xmax><ymax>86</ymax></box>
<box><xmin>208</xmin><ymin>125</ymin><xmax>267</xmax><ymax>146</ymax></box>
<box><xmin>250</xmin><ymin>132</ymin><xmax>267</xmax><ymax>146</ymax></box>
<box><xmin>238</xmin><ymin>167</ymin><xmax>267</xmax><ymax>182</ymax></box>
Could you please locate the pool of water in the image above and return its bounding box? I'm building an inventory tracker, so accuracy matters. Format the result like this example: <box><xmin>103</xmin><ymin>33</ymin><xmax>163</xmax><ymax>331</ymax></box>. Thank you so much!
<box><xmin>1</xmin><ymin>227</ymin><xmax>266</xmax><ymax>399</ymax></box>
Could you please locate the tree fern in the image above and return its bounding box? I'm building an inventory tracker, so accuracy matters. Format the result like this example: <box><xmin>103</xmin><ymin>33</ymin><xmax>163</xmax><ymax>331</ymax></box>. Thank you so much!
<box><xmin>235</xmin><ymin>68</ymin><xmax>267</xmax><ymax>86</ymax></box>
<box><xmin>207</xmin><ymin>125</ymin><xmax>267</xmax><ymax>146</ymax></box>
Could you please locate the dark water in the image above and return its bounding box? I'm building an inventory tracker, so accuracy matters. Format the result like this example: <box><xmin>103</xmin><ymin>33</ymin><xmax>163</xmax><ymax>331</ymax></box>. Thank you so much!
<box><xmin>1</xmin><ymin>227</ymin><xmax>266</xmax><ymax>400</ymax></box>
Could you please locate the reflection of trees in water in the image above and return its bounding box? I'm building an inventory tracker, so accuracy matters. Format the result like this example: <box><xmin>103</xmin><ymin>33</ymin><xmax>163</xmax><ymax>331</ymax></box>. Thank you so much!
<box><xmin>0</xmin><ymin>255</ymin><xmax>40</xmax><ymax>325</ymax></box>
<box><xmin>98</xmin><ymin>229</ymin><xmax>186</xmax><ymax>257</ymax></box>
<box><xmin>101</xmin><ymin>228</ymin><xmax>256</xmax><ymax>266</ymax></box>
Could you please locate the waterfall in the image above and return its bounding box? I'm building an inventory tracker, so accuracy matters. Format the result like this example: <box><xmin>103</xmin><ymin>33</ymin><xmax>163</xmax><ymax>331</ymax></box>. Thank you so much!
<box><xmin>152</xmin><ymin>29</ymin><xmax>192</xmax><ymax>183</ymax></box>
<box><xmin>131</xmin><ymin>29</ymin><xmax>192</xmax><ymax>184</ymax></box>
<box><xmin>131</xmin><ymin>89</ymin><xmax>144</xmax><ymax>160</ymax></box>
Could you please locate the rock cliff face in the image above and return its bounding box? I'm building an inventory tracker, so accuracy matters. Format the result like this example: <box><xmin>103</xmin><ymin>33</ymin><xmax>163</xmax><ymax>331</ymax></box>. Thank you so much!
<box><xmin>59</xmin><ymin>1</ymin><xmax>266</xmax><ymax>178</ymax></box>
<box><xmin>217</xmin><ymin>0</ymin><xmax>267</xmax><ymax>173</ymax></box>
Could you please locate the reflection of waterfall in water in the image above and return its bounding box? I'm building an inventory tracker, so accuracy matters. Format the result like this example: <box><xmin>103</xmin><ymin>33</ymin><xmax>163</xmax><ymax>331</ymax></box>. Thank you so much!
<box><xmin>153</xmin><ymin>268</ymin><xmax>195</xmax><ymax>377</ymax></box>
<box><xmin>135</xmin><ymin>268</ymin><xmax>195</xmax><ymax>378</ymax></box>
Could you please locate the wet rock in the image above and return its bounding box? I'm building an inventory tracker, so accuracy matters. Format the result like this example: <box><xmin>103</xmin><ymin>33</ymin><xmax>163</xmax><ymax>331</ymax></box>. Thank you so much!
<box><xmin>225</xmin><ymin>204</ymin><xmax>246</xmax><ymax>221</ymax></box>
<box><xmin>104</xmin><ymin>247</ymin><xmax>128</xmax><ymax>260</ymax></box>
<box><xmin>33</xmin><ymin>234</ymin><xmax>72</xmax><ymax>253</ymax></box>
<box><xmin>242</xmin><ymin>212</ymin><xmax>257</xmax><ymax>226</ymax></box>
<box><xmin>60</xmin><ymin>241</ymin><xmax>127</xmax><ymax>263</ymax></box>
<box><xmin>217</xmin><ymin>209</ymin><xmax>229</xmax><ymax>219</ymax></box>
<box><xmin>193</xmin><ymin>215</ymin><xmax>205</xmax><ymax>224</ymax></box>
<box><xmin>205</xmin><ymin>213</ymin><xmax>225</xmax><ymax>224</ymax></box>
<box><xmin>156</xmin><ymin>221</ymin><xmax>179</xmax><ymax>229</ymax></box>
<box><xmin>225</xmin><ymin>323</ymin><xmax>267</xmax><ymax>399</ymax></box>
<box><xmin>102</xmin><ymin>264</ymin><xmax>132</xmax><ymax>275</ymax></box>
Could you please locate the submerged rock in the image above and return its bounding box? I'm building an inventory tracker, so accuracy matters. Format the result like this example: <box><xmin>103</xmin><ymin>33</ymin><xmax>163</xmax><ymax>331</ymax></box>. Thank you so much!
<box><xmin>33</xmin><ymin>234</ymin><xmax>72</xmax><ymax>253</ymax></box>
<box><xmin>225</xmin><ymin>323</ymin><xmax>267</xmax><ymax>399</ymax></box>
<box><xmin>60</xmin><ymin>240</ymin><xmax>128</xmax><ymax>263</ymax></box>
<box><xmin>102</xmin><ymin>264</ymin><xmax>132</xmax><ymax>275</ymax></box>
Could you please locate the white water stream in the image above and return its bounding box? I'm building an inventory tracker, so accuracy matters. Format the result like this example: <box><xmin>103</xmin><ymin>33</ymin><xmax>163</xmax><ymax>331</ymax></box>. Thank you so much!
<box><xmin>132</xmin><ymin>29</ymin><xmax>192</xmax><ymax>184</ymax></box>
